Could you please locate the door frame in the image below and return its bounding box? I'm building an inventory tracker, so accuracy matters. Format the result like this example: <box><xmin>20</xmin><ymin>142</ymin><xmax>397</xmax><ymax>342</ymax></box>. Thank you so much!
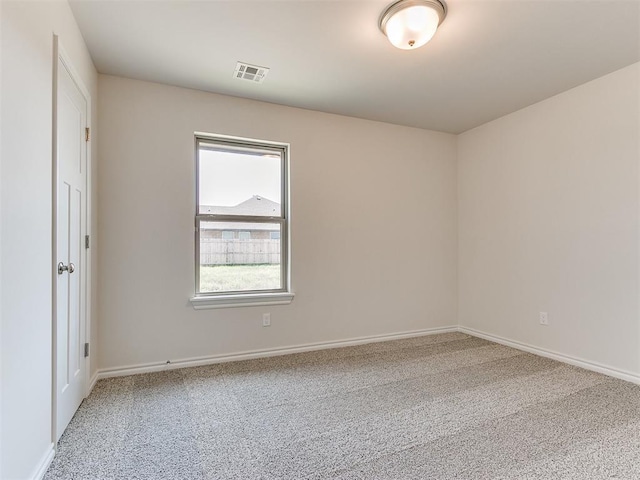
<box><xmin>51</xmin><ymin>34</ymin><xmax>93</xmax><ymax>445</ymax></box>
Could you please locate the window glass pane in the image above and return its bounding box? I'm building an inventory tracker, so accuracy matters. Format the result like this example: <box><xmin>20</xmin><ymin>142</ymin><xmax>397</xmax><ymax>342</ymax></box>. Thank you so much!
<box><xmin>221</xmin><ymin>231</ymin><xmax>234</xmax><ymax>240</ymax></box>
<box><xmin>199</xmin><ymin>221</ymin><xmax>281</xmax><ymax>293</ymax></box>
<box><xmin>238</xmin><ymin>231</ymin><xmax>251</xmax><ymax>240</ymax></box>
<box><xmin>198</xmin><ymin>142</ymin><xmax>282</xmax><ymax>216</ymax></box>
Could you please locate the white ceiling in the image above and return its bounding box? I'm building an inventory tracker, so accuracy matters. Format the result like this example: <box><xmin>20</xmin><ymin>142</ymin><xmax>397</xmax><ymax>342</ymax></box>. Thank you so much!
<box><xmin>69</xmin><ymin>0</ymin><xmax>640</xmax><ymax>134</ymax></box>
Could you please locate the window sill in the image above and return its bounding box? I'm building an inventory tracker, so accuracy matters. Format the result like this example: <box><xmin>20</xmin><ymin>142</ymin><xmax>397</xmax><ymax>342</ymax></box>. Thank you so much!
<box><xmin>190</xmin><ymin>292</ymin><xmax>295</xmax><ymax>310</ymax></box>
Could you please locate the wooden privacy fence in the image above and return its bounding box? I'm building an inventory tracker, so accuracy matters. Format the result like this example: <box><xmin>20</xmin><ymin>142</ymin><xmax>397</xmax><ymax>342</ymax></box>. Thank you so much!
<box><xmin>200</xmin><ymin>239</ymin><xmax>280</xmax><ymax>265</ymax></box>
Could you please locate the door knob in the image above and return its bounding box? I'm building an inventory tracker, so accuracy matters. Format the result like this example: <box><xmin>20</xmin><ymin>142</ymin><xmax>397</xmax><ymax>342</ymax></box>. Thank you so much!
<box><xmin>58</xmin><ymin>262</ymin><xmax>75</xmax><ymax>274</ymax></box>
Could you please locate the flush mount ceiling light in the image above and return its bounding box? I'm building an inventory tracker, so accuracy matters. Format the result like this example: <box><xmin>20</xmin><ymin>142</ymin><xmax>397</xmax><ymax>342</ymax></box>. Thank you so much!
<box><xmin>379</xmin><ymin>0</ymin><xmax>447</xmax><ymax>50</ymax></box>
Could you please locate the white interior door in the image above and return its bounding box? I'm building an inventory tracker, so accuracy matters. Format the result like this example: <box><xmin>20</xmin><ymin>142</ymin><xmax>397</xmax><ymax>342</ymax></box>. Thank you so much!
<box><xmin>56</xmin><ymin>55</ymin><xmax>88</xmax><ymax>441</ymax></box>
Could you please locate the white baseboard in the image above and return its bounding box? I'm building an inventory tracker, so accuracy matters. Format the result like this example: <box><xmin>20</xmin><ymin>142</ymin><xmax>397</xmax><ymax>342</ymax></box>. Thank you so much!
<box><xmin>30</xmin><ymin>444</ymin><xmax>55</xmax><ymax>480</ymax></box>
<box><xmin>96</xmin><ymin>325</ymin><xmax>459</xmax><ymax>380</ymax></box>
<box><xmin>459</xmin><ymin>326</ymin><xmax>640</xmax><ymax>385</ymax></box>
<box><xmin>87</xmin><ymin>371</ymin><xmax>99</xmax><ymax>395</ymax></box>
<box><xmin>94</xmin><ymin>324</ymin><xmax>640</xmax><ymax>386</ymax></box>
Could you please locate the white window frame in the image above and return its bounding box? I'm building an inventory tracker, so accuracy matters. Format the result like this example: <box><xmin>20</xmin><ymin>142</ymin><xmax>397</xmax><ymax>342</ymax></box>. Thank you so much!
<box><xmin>190</xmin><ymin>133</ymin><xmax>294</xmax><ymax>309</ymax></box>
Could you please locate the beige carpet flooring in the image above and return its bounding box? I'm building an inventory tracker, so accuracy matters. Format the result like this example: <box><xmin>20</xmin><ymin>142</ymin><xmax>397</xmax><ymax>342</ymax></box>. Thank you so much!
<box><xmin>44</xmin><ymin>332</ymin><xmax>640</xmax><ymax>479</ymax></box>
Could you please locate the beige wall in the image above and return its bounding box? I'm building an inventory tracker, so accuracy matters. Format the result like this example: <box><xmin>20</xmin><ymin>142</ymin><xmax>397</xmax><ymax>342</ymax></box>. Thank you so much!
<box><xmin>97</xmin><ymin>75</ymin><xmax>458</xmax><ymax>370</ymax></box>
<box><xmin>0</xmin><ymin>1</ymin><xmax>98</xmax><ymax>478</ymax></box>
<box><xmin>458</xmin><ymin>63</ymin><xmax>640</xmax><ymax>375</ymax></box>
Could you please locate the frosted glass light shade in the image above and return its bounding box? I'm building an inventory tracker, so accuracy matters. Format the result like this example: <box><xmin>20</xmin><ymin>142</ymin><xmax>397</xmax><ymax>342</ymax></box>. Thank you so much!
<box><xmin>380</xmin><ymin>0</ymin><xmax>446</xmax><ymax>50</ymax></box>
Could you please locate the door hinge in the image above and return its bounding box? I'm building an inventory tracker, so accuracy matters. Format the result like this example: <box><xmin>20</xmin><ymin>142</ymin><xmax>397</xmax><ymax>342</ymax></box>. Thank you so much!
<box><xmin>85</xmin><ymin>127</ymin><xmax>90</xmax><ymax>142</ymax></box>
<box><xmin>85</xmin><ymin>235</ymin><xmax>90</xmax><ymax>249</ymax></box>
<box><xmin>84</xmin><ymin>343</ymin><xmax>90</xmax><ymax>358</ymax></box>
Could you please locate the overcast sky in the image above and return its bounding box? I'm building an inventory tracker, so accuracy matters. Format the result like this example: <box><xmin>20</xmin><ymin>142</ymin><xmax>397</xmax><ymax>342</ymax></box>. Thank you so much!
<box><xmin>199</xmin><ymin>150</ymin><xmax>281</xmax><ymax>206</ymax></box>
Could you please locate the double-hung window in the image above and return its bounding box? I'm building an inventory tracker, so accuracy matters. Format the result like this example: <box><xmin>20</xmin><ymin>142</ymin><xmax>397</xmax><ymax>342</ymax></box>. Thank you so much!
<box><xmin>191</xmin><ymin>134</ymin><xmax>293</xmax><ymax>309</ymax></box>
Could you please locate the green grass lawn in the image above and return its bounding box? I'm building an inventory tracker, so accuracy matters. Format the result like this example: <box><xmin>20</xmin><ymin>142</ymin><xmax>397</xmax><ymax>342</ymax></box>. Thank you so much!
<box><xmin>200</xmin><ymin>264</ymin><xmax>281</xmax><ymax>292</ymax></box>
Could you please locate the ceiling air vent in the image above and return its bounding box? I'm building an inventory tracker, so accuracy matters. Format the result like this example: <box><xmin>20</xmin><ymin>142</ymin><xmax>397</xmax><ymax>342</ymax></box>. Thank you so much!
<box><xmin>234</xmin><ymin>62</ymin><xmax>269</xmax><ymax>84</ymax></box>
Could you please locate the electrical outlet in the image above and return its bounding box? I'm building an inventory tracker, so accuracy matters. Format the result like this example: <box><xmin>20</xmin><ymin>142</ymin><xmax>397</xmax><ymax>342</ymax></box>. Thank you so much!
<box><xmin>539</xmin><ymin>312</ymin><xmax>549</xmax><ymax>326</ymax></box>
<box><xmin>262</xmin><ymin>313</ymin><xmax>271</xmax><ymax>327</ymax></box>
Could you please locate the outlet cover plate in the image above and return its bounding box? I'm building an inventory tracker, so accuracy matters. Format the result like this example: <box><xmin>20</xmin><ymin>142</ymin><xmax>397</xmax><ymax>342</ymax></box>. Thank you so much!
<box><xmin>539</xmin><ymin>312</ymin><xmax>549</xmax><ymax>325</ymax></box>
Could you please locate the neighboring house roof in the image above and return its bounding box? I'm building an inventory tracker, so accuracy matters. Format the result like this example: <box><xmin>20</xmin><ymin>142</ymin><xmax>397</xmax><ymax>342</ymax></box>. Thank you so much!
<box><xmin>200</xmin><ymin>196</ymin><xmax>281</xmax><ymax>231</ymax></box>
<box><xmin>202</xmin><ymin>222</ymin><xmax>278</xmax><ymax>232</ymax></box>
<box><xmin>200</xmin><ymin>195</ymin><xmax>280</xmax><ymax>216</ymax></box>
